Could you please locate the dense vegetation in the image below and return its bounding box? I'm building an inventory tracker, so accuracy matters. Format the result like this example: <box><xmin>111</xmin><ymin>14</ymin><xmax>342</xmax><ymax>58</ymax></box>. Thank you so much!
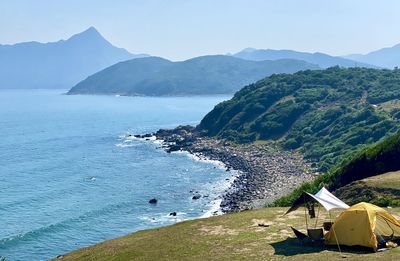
<box><xmin>68</xmin><ymin>55</ymin><xmax>318</xmax><ymax>96</ymax></box>
<box><xmin>199</xmin><ymin>67</ymin><xmax>400</xmax><ymax>171</ymax></box>
<box><xmin>273</xmin><ymin>131</ymin><xmax>400</xmax><ymax>206</ymax></box>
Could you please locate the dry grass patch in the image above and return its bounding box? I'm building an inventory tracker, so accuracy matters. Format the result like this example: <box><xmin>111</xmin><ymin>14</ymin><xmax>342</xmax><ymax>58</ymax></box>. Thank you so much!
<box><xmin>199</xmin><ymin>225</ymin><xmax>239</xmax><ymax>236</ymax></box>
<box><xmin>363</xmin><ymin>171</ymin><xmax>400</xmax><ymax>189</ymax></box>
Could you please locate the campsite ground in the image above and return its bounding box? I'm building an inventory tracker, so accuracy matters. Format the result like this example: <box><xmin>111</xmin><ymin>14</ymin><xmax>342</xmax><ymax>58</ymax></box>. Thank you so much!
<box><xmin>57</xmin><ymin>207</ymin><xmax>400</xmax><ymax>260</ymax></box>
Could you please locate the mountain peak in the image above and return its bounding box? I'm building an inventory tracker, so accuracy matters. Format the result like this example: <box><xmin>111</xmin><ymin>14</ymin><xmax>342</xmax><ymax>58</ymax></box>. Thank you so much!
<box><xmin>83</xmin><ymin>26</ymin><xmax>100</xmax><ymax>35</ymax></box>
<box><xmin>67</xmin><ymin>26</ymin><xmax>105</xmax><ymax>43</ymax></box>
<box><xmin>240</xmin><ymin>47</ymin><xmax>257</xmax><ymax>53</ymax></box>
<box><xmin>0</xmin><ymin>26</ymin><xmax>140</xmax><ymax>89</ymax></box>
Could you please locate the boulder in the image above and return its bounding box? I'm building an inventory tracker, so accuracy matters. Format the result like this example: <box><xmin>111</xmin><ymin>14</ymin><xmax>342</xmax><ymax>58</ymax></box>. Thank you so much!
<box><xmin>192</xmin><ymin>194</ymin><xmax>201</xmax><ymax>200</ymax></box>
<box><xmin>166</xmin><ymin>145</ymin><xmax>181</xmax><ymax>153</ymax></box>
<box><xmin>149</xmin><ymin>198</ymin><xmax>158</xmax><ymax>204</ymax></box>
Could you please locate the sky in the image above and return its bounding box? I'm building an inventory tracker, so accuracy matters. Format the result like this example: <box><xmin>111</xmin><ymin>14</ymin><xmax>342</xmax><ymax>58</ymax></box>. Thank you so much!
<box><xmin>1</xmin><ymin>0</ymin><xmax>400</xmax><ymax>60</ymax></box>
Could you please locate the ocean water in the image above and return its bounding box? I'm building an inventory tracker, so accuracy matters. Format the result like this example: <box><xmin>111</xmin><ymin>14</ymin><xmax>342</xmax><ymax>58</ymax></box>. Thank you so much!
<box><xmin>0</xmin><ymin>90</ymin><xmax>231</xmax><ymax>261</ymax></box>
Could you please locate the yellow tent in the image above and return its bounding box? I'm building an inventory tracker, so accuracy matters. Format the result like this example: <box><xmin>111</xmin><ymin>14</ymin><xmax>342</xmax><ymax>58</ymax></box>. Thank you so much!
<box><xmin>325</xmin><ymin>202</ymin><xmax>400</xmax><ymax>251</ymax></box>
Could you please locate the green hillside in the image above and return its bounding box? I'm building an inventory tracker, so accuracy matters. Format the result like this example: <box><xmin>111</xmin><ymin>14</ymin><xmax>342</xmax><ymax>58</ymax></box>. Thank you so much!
<box><xmin>67</xmin><ymin>57</ymin><xmax>173</xmax><ymax>95</ymax></box>
<box><xmin>199</xmin><ymin>67</ymin><xmax>400</xmax><ymax>171</ymax></box>
<box><xmin>274</xmin><ymin>130</ymin><xmax>400</xmax><ymax>206</ymax></box>
<box><xmin>67</xmin><ymin>55</ymin><xmax>318</xmax><ymax>96</ymax></box>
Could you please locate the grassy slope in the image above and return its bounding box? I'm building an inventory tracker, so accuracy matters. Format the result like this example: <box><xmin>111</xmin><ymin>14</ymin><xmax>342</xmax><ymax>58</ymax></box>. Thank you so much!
<box><xmin>334</xmin><ymin>171</ymin><xmax>400</xmax><ymax>207</ymax></box>
<box><xmin>362</xmin><ymin>171</ymin><xmax>400</xmax><ymax>189</ymax></box>
<box><xmin>59</xmin><ymin>207</ymin><xmax>400</xmax><ymax>261</ymax></box>
<box><xmin>273</xmin><ymin>130</ymin><xmax>400</xmax><ymax>207</ymax></box>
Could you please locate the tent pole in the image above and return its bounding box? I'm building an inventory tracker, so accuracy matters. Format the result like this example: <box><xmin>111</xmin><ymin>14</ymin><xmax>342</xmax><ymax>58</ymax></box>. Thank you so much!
<box><xmin>304</xmin><ymin>196</ymin><xmax>308</xmax><ymax>230</ymax></box>
<box><xmin>314</xmin><ymin>204</ymin><xmax>320</xmax><ymax>228</ymax></box>
<box><xmin>329</xmin><ymin>211</ymin><xmax>343</xmax><ymax>257</ymax></box>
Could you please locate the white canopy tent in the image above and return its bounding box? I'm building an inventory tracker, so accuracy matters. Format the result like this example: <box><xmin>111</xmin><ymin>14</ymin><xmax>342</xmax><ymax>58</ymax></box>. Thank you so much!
<box><xmin>285</xmin><ymin>187</ymin><xmax>349</xmax><ymax>215</ymax></box>
<box><xmin>311</xmin><ymin>187</ymin><xmax>350</xmax><ymax>211</ymax></box>
<box><xmin>285</xmin><ymin>187</ymin><xmax>350</xmax><ymax>256</ymax></box>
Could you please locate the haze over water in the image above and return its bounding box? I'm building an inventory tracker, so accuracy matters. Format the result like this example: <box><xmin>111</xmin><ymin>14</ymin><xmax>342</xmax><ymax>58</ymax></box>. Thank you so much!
<box><xmin>0</xmin><ymin>90</ymin><xmax>230</xmax><ymax>261</ymax></box>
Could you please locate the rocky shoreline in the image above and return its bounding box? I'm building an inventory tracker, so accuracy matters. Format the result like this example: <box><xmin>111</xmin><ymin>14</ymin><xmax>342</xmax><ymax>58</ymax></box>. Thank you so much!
<box><xmin>134</xmin><ymin>125</ymin><xmax>319</xmax><ymax>213</ymax></box>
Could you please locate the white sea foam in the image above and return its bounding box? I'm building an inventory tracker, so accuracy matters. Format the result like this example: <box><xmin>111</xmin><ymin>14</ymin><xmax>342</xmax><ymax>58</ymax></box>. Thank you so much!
<box><xmin>201</xmin><ymin>199</ymin><xmax>223</xmax><ymax>217</ymax></box>
<box><xmin>115</xmin><ymin>143</ymin><xmax>136</xmax><ymax>148</ymax></box>
<box><xmin>121</xmin><ymin>134</ymin><xmax>157</xmax><ymax>142</ymax></box>
<box><xmin>116</xmin><ymin>133</ymin><xmax>159</xmax><ymax>148</ymax></box>
<box><xmin>139</xmin><ymin>212</ymin><xmax>187</xmax><ymax>225</ymax></box>
<box><xmin>172</xmin><ymin>147</ymin><xmax>241</xmax><ymax>217</ymax></box>
<box><xmin>117</xmin><ymin>132</ymin><xmax>240</xmax><ymax>219</ymax></box>
<box><xmin>201</xmin><ymin>170</ymin><xmax>239</xmax><ymax>217</ymax></box>
<box><xmin>173</xmin><ymin>150</ymin><xmax>227</xmax><ymax>170</ymax></box>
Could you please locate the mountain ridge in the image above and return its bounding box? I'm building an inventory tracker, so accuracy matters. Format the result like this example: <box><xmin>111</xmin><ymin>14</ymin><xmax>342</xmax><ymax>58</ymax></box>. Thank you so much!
<box><xmin>67</xmin><ymin>55</ymin><xmax>319</xmax><ymax>96</ymax></box>
<box><xmin>233</xmin><ymin>48</ymin><xmax>377</xmax><ymax>68</ymax></box>
<box><xmin>344</xmin><ymin>43</ymin><xmax>400</xmax><ymax>68</ymax></box>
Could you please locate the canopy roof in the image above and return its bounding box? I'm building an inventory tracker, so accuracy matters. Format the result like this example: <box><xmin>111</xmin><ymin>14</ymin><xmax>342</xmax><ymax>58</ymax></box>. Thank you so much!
<box><xmin>313</xmin><ymin>187</ymin><xmax>350</xmax><ymax>211</ymax></box>
<box><xmin>285</xmin><ymin>187</ymin><xmax>349</xmax><ymax>215</ymax></box>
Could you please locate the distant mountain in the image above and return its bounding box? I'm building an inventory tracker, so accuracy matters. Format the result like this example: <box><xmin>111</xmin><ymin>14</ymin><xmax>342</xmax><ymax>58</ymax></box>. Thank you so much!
<box><xmin>343</xmin><ymin>43</ymin><xmax>400</xmax><ymax>69</ymax></box>
<box><xmin>233</xmin><ymin>48</ymin><xmax>376</xmax><ymax>68</ymax></box>
<box><xmin>67</xmin><ymin>55</ymin><xmax>319</xmax><ymax>96</ymax></box>
<box><xmin>0</xmin><ymin>27</ymin><xmax>148</xmax><ymax>89</ymax></box>
<box><xmin>68</xmin><ymin>57</ymin><xmax>173</xmax><ymax>95</ymax></box>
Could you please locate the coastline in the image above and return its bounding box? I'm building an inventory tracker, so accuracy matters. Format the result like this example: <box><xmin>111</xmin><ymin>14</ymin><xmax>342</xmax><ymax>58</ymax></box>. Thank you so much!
<box><xmin>134</xmin><ymin>125</ymin><xmax>319</xmax><ymax>213</ymax></box>
<box><xmin>171</xmin><ymin>149</ymin><xmax>239</xmax><ymax>217</ymax></box>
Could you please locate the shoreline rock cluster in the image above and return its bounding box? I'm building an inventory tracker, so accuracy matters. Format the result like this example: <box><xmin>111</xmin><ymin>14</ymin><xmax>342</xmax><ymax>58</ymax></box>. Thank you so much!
<box><xmin>141</xmin><ymin>125</ymin><xmax>319</xmax><ymax>213</ymax></box>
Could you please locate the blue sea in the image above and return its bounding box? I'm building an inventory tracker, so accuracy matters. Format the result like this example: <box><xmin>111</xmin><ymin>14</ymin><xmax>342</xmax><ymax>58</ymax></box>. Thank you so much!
<box><xmin>0</xmin><ymin>90</ymin><xmax>231</xmax><ymax>261</ymax></box>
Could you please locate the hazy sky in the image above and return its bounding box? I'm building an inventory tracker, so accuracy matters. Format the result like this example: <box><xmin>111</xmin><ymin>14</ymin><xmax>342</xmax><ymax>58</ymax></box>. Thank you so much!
<box><xmin>1</xmin><ymin>0</ymin><xmax>400</xmax><ymax>60</ymax></box>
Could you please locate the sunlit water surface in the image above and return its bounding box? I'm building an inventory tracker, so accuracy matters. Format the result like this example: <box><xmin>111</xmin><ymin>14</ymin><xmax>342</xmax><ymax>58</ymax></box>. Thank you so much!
<box><xmin>0</xmin><ymin>90</ymin><xmax>231</xmax><ymax>261</ymax></box>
